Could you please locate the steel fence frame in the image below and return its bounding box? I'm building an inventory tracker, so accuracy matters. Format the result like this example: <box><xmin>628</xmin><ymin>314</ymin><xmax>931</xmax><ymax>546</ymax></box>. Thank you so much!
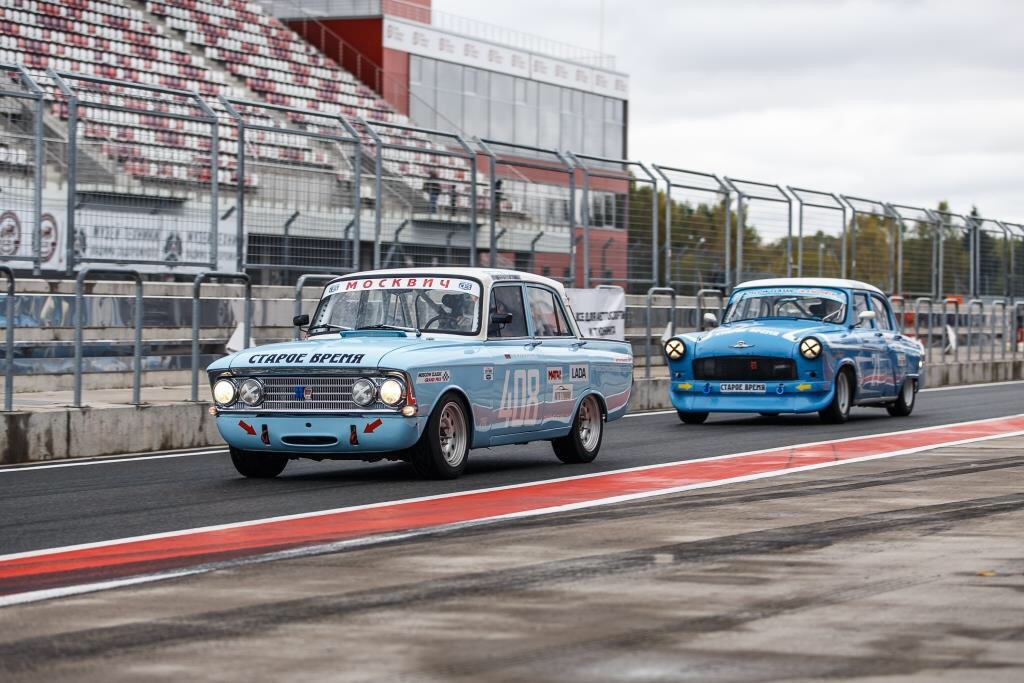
<box><xmin>475</xmin><ymin>139</ymin><xmax>575</xmax><ymax>284</ymax></box>
<box><xmin>652</xmin><ymin>165</ymin><xmax>731</xmax><ymax>293</ymax></box>
<box><xmin>567</xmin><ymin>152</ymin><xmax>658</xmax><ymax>290</ymax></box>
<box><xmin>788</xmin><ymin>187</ymin><xmax>845</xmax><ymax>279</ymax></box>
<box><xmin>359</xmin><ymin>117</ymin><xmax>478</xmax><ymax>271</ymax></box>
<box><xmin>0</xmin><ymin>63</ymin><xmax>44</xmax><ymax>274</ymax></box>
<box><xmin>219</xmin><ymin>96</ymin><xmax>363</xmax><ymax>277</ymax></box>
<box><xmin>722</xmin><ymin>177</ymin><xmax>792</xmax><ymax>283</ymax></box>
<box><xmin>840</xmin><ymin>195</ymin><xmax>901</xmax><ymax>293</ymax></box>
<box><xmin>888</xmin><ymin>204</ymin><xmax>938</xmax><ymax>298</ymax></box>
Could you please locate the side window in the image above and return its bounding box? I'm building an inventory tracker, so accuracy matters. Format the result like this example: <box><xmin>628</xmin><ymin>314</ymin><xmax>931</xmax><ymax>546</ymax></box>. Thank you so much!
<box><xmin>488</xmin><ymin>286</ymin><xmax>528</xmax><ymax>338</ymax></box>
<box><xmin>854</xmin><ymin>292</ymin><xmax>872</xmax><ymax>327</ymax></box>
<box><xmin>527</xmin><ymin>286</ymin><xmax>573</xmax><ymax>337</ymax></box>
<box><xmin>870</xmin><ymin>294</ymin><xmax>893</xmax><ymax>331</ymax></box>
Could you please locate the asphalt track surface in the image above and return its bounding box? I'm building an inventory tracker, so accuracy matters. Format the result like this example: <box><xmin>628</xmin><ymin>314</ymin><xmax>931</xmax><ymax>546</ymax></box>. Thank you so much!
<box><xmin>1</xmin><ymin>382</ymin><xmax>1021</xmax><ymax>557</ymax></box>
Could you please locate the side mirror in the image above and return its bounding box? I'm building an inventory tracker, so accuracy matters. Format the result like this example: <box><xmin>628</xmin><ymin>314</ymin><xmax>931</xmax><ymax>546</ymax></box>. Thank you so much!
<box><xmin>490</xmin><ymin>312</ymin><xmax>513</xmax><ymax>325</ymax></box>
<box><xmin>854</xmin><ymin>310</ymin><xmax>875</xmax><ymax>327</ymax></box>
<box><xmin>702</xmin><ymin>312</ymin><xmax>718</xmax><ymax>329</ymax></box>
<box><xmin>293</xmin><ymin>314</ymin><xmax>310</xmax><ymax>327</ymax></box>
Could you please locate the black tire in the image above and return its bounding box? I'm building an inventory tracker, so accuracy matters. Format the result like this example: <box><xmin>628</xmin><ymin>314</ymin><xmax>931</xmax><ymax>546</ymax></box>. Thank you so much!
<box><xmin>759</xmin><ymin>412</ymin><xmax>779</xmax><ymax>417</ymax></box>
<box><xmin>552</xmin><ymin>394</ymin><xmax>604</xmax><ymax>464</ymax></box>
<box><xmin>886</xmin><ymin>378</ymin><xmax>917</xmax><ymax>417</ymax></box>
<box><xmin>820</xmin><ymin>368</ymin><xmax>853</xmax><ymax>424</ymax></box>
<box><xmin>677</xmin><ymin>411</ymin><xmax>709</xmax><ymax>425</ymax></box>
<box><xmin>410</xmin><ymin>392</ymin><xmax>470</xmax><ymax>479</ymax></box>
<box><xmin>229</xmin><ymin>446</ymin><xmax>288</xmax><ymax>478</ymax></box>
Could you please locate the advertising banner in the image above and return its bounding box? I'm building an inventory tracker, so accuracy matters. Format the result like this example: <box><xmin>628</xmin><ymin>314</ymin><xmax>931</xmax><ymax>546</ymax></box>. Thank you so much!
<box><xmin>567</xmin><ymin>286</ymin><xmax>625</xmax><ymax>340</ymax></box>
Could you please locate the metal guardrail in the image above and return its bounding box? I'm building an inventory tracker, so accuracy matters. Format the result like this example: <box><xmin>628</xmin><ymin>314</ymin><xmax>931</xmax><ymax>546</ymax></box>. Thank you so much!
<box><xmin>73</xmin><ymin>269</ymin><xmax>143</xmax><ymax>408</ymax></box>
<box><xmin>942</xmin><ymin>298</ymin><xmax>961</xmax><ymax>363</ymax></box>
<box><xmin>293</xmin><ymin>274</ymin><xmax>338</xmax><ymax>340</ymax></box>
<box><xmin>990</xmin><ymin>300</ymin><xmax>1007</xmax><ymax>361</ymax></box>
<box><xmin>966</xmin><ymin>299</ymin><xmax>984</xmax><ymax>362</ymax></box>
<box><xmin>695</xmin><ymin>289</ymin><xmax>725</xmax><ymax>331</ymax></box>
<box><xmin>191</xmin><ymin>272</ymin><xmax>252</xmax><ymax>402</ymax></box>
<box><xmin>643</xmin><ymin>287</ymin><xmax>677</xmax><ymax>381</ymax></box>
<box><xmin>913</xmin><ymin>297</ymin><xmax>934</xmax><ymax>363</ymax></box>
<box><xmin>1</xmin><ymin>266</ymin><xmax>13</xmax><ymax>411</ymax></box>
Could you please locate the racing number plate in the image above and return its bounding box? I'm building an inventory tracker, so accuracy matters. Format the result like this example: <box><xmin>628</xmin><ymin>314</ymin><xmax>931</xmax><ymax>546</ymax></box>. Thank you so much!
<box><xmin>719</xmin><ymin>382</ymin><xmax>767</xmax><ymax>393</ymax></box>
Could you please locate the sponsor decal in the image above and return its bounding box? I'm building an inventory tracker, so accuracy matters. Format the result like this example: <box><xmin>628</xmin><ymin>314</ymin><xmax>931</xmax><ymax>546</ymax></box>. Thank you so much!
<box><xmin>246</xmin><ymin>352</ymin><xmax>366</xmax><ymax>365</ymax></box>
<box><xmin>363</xmin><ymin>418</ymin><xmax>383</xmax><ymax>434</ymax></box>
<box><xmin>39</xmin><ymin>213</ymin><xmax>58</xmax><ymax>262</ymax></box>
<box><xmin>569</xmin><ymin>364</ymin><xmax>589</xmax><ymax>382</ymax></box>
<box><xmin>732</xmin><ymin>286</ymin><xmax>846</xmax><ymax>303</ymax></box>
<box><xmin>0</xmin><ymin>211</ymin><xmax>20</xmax><ymax>256</ymax></box>
<box><xmin>720</xmin><ymin>382</ymin><xmax>767</xmax><ymax>393</ymax></box>
<box><xmin>897</xmin><ymin>353</ymin><xmax>907</xmax><ymax>367</ymax></box>
<box><xmin>417</xmin><ymin>370</ymin><xmax>451</xmax><ymax>384</ymax></box>
<box><xmin>490</xmin><ymin>272</ymin><xmax>522</xmax><ymax>281</ymax></box>
<box><xmin>498</xmin><ymin>368</ymin><xmax>541</xmax><ymax>427</ymax></box>
<box><xmin>483</xmin><ymin>366</ymin><xmax>494</xmax><ymax>381</ymax></box>
<box><xmin>613</xmin><ymin>355</ymin><xmax>632</xmax><ymax>364</ymax></box>
<box><xmin>322</xmin><ymin>277</ymin><xmax>480</xmax><ymax>298</ymax></box>
<box><xmin>238</xmin><ymin>420</ymin><xmax>256</xmax><ymax>436</ymax></box>
<box><xmin>546</xmin><ymin>367</ymin><xmax>563</xmax><ymax>382</ymax></box>
<box><xmin>552</xmin><ymin>384</ymin><xmax>573</xmax><ymax>402</ymax></box>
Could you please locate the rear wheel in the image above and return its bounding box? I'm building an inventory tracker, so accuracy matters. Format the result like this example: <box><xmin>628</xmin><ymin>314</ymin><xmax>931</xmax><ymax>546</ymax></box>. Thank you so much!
<box><xmin>886</xmin><ymin>378</ymin><xmax>917</xmax><ymax>417</ymax></box>
<box><xmin>229</xmin><ymin>447</ymin><xmax>288</xmax><ymax>478</ymax></box>
<box><xmin>410</xmin><ymin>393</ymin><xmax>470</xmax><ymax>479</ymax></box>
<box><xmin>552</xmin><ymin>394</ymin><xmax>604</xmax><ymax>464</ymax></box>
<box><xmin>759</xmin><ymin>412</ymin><xmax>779</xmax><ymax>417</ymax></box>
<box><xmin>677</xmin><ymin>411</ymin><xmax>709</xmax><ymax>425</ymax></box>
<box><xmin>819</xmin><ymin>369</ymin><xmax>852</xmax><ymax>424</ymax></box>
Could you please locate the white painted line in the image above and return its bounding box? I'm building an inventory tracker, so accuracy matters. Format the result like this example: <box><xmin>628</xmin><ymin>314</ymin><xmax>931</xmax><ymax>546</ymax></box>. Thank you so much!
<box><xmin>2</xmin><ymin>412</ymin><xmax>1020</xmax><ymax>565</ymax></box>
<box><xmin>2</xmin><ymin>423</ymin><xmax>1021</xmax><ymax>609</ymax></box>
<box><xmin>920</xmin><ymin>379</ymin><xmax>1024</xmax><ymax>393</ymax></box>
<box><xmin>0</xmin><ymin>448</ymin><xmax>228</xmax><ymax>472</ymax></box>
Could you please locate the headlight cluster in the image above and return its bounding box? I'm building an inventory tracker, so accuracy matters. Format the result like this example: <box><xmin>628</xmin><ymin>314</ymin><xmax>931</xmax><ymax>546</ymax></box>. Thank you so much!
<box><xmin>799</xmin><ymin>337</ymin><xmax>823</xmax><ymax>360</ymax></box>
<box><xmin>664</xmin><ymin>338</ymin><xmax>686</xmax><ymax>361</ymax></box>
<box><xmin>213</xmin><ymin>378</ymin><xmax>264</xmax><ymax>406</ymax></box>
<box><xmin>352</xmin><ymin>377</ymin><xmax>406</xmax><ymax>408</ymax></box>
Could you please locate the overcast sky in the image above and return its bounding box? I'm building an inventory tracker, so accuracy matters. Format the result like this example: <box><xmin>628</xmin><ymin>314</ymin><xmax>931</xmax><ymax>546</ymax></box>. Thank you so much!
<box><xmin>437</xmin><ymin>0</ymin><xmax>1024</xmax><ymax>223</ymax></box>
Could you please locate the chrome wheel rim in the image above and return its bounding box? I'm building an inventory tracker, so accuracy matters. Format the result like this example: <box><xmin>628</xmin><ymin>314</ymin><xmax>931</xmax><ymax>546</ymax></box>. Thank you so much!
<box><xmin>438</xmin><ymin>402</ymin><xmax>467</xmax><ymax>467</ymax></box>
<box><xmin>903</xmin><ymin>380</ymin><xmax>915</xmax><ymax>406</ymax></box>
<box><xmin>836</xmin><ymin>374</ymin><xmax>850</xmax><ymax>414</ymax></box>
<box><xmin>578</xmin><ymin>395</ymin><xmax>602</xmax><ymax>452</ymax></box>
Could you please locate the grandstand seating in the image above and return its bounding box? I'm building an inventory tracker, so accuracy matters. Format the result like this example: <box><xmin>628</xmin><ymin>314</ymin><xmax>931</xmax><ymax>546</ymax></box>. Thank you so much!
<box><xmin>0</xmin><ymin>0</ymin><xmax>473</xmax><ymax>198</ymax></box>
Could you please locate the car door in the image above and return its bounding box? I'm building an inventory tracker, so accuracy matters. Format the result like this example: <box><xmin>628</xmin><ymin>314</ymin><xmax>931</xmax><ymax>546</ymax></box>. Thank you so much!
<box><xmin>869</xmin><ymin>293</ymin><xmax>900</xmax><ymax>398</ymax></box>
<box><xmin>525</xmin><ymin>284</ymin><xmax>581</xmax><ymax>429</ymax></box>
<box><xmin>852</xmin><ymin>291</ymin><xmax>884</xmax><ymax>400</ymax></box>
<box><xmin>485</xmin><ymin>284</ymin><xmax>545</xmax><ymax>442</ymax></box>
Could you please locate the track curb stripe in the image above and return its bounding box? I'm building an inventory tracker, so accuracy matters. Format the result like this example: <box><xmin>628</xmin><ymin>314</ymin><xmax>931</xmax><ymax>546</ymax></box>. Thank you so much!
<box><xmin>2</xmin><ymin>414</ymin><xmax>1023</xmax><ymax>599</ymax></box>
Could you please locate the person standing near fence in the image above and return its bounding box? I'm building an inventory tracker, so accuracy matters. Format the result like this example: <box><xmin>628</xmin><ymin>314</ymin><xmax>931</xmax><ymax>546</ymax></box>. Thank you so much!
<box><xmin>449</xmin><ymin>183</ymin><xmax>458</xmax><ymax>218</ymax></box>
<box><xmin>425</xmin><ymin>171</ymin><xmax>441</xmax><ymax>214</ymax></box>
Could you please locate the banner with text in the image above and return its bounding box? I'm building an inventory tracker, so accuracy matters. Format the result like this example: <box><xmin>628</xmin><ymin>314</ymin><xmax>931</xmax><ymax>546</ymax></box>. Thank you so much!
<box><xmin>567</xmin><ymin>287</ymin><xmax>625</xmax><ymax>340</ymax></box>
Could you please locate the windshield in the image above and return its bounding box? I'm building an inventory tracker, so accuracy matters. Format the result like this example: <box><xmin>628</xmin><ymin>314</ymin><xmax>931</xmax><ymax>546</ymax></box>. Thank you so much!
<box><xmin>311</xmin><ymin>276</ymin><xmax>482</xmax><ymax>336</ymax></box>
<box><xmin>724</xmin><ymin>286</ymin><xmax>847</xmax><ymax>324</ymax></box>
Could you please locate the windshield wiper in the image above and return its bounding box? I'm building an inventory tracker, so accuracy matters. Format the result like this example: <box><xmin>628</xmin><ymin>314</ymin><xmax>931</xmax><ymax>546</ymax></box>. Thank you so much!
<box><xmin>307</xmin><ymin>323</ymin><xmax>346</xmax><ymax>334</ymax></box>
<box><xmin>353</xmin><ymin>324</ymin><xmax>414</xmax><ymax>332</ymax></box>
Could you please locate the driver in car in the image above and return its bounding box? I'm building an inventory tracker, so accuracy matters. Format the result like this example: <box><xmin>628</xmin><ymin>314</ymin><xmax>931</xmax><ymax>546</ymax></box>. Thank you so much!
<box><xmin>439</xmin><ymin>293</ymin><xmax>478</xmax><ymax>332</ymax></box>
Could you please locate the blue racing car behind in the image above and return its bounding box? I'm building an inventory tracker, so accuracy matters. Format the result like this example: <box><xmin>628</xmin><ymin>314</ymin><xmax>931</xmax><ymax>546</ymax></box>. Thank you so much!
<box><xmin>663</xmin><ymin>278</ymin><xmax>924</xmax><ymax>424</ymax></box>
<box><xmin>208</xmin><ymin>268</ymin><xmax>633</xmax><ymax>479</ymax></box>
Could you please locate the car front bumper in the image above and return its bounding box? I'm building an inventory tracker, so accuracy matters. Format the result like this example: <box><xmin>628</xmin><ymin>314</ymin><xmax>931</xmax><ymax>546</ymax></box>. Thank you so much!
<box><xmin>215</xmin><ymin>412</ymin><xmax>424</xmax><ymax>456</ymax></box>
<box><xmin>669</xmin><ymin>379</ymin><xmax>834</xmax><ymax>414</ymax></box>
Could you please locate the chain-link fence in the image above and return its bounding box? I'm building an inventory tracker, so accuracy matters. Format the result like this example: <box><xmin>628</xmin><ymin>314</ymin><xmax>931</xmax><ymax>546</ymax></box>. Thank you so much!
<box><xmin>652</xmin><ymin>166</ymin><xmax>729</xmax><ymax>294</ymax></box>
<box><xmin>221</xmin><ymin>97</ymin><xmax>362</xmax><ymax>281</ymax></box>
<box><xmin>0</xmin><ymin>64</ymin><xmax>43</xmax><ymax>273</ymax></box>
<box><xmin>1</xmin><ymin>65</ymin><xmax>1021</xmax><ymax>300</ymax></box>
<box><xmin>477</xmin><ymin>139</ymin><xmax>575</xmax><ymax>283</ymax></box>
<box><xmin>789</xmin><ymin>187</ymin><xmax>845</xmax><ymax>280</ymax></box>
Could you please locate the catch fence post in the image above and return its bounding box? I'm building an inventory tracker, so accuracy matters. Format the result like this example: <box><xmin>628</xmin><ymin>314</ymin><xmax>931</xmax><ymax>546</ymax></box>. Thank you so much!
<box><xmin>644</xmin><ymin>286</ymin><xmax>677</xmax><ymax>381</ymax></box>
<box><xmin>191</xmin><ymin>272</ymin><xmax>251</xmax><ymax>402</ymax></box>
<box><xmin>74</xmin><ymin>269</ymin><xmax>143</xmax><ymax>408</ymax></box>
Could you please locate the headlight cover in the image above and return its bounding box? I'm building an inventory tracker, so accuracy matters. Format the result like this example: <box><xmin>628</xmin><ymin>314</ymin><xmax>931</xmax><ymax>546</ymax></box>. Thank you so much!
<box><xmin>238</xmin><ymin>378</ymin><xmax>264</xmax><ymax>406</ymax></box>
<box><xmin>378</xmin><ymin>378</ymin><xmax>405</xmax><ymax>406</ymax></box>
<box><xmin>799</xmin><ymin>336</ymin><xmax>823</xmax><ymax>360</ymax></box>
<box><xmin>664</xmin><ymin>338</ymin><xmax>685</xmax><ymax>361</ymax></box>
<box><xmin>212</xmin><ymin>379</ymin><xmax>237</xmax><ymax>406</ymax></box>
<box><xmin>351</xmin><ymin>378</ymin><xmax>376</xmax><ymax>407</ymax></box>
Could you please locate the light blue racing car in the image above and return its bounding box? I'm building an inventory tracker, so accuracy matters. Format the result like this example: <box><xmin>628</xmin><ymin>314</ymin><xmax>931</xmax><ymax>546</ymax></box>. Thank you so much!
<box><xmin>208</xmin><ymin>268</ymin><xmax>633</xmax><ymax>479</ymax></box>
<box><xmin>663</xmin><ymin>278</ymin><xmax>924</xmax><ymax>424</ymax></box>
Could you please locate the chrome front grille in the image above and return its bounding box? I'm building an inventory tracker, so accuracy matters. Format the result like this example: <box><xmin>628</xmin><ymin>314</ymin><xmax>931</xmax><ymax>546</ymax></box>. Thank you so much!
<box><xmin>225</xmin><ymin>375</ymin><xmax>387</xmax><ymax>412</ymax></box>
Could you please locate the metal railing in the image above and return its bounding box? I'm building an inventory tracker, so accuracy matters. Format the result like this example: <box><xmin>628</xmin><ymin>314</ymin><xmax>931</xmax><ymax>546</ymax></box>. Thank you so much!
<box><xmin>643</xmin><ymin>287</ymin><xmax>677</xmax><ymax>381</ymax></box>
<box><xmin>190</xmin><ymin>272</ymin><xmax>252</xmax><ymax>402</ymax></box>
<box><xmin>1</xmin><ymin>265</ymin><xmax>13</xmax><ymax>411</ymax></box>
<box><xmin>293</xmin><ymin>274</ymin><xmax>339</xmax><ymax>340</ymax></box>
<box><xmin>73</xmin><ymin>268</ymin><xmax>143</xmax><ymax>408</ymax></box>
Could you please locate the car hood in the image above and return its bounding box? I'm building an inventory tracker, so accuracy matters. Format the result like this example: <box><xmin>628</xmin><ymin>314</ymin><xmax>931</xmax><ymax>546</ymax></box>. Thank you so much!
<box><xmin>218</xmin><ymin>332</ymin><xmax>473</xmax><ymax>372</ymax></box>
<box><xmin>686</xmin><ymin>319</ymin><xmax>839</xmax><ymax>357</ymax></box>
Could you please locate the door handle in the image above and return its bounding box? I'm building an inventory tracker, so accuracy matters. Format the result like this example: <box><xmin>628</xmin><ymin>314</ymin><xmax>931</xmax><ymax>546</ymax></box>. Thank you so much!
<box><xmin>526</xmin><ymin>340</ymin><xmax>543</xmax><ymax>349</ymax></box>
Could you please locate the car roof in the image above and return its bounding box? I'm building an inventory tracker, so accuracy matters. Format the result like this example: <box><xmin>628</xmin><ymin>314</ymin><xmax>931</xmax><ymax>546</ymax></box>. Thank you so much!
<box><xmin>331</xmin><ymin>267</ymin><xmax>567</xmax><ymax>293</ymax></box>
<box><xmin>734</xmin><ymin>277</ymin><xmax>885</xmax><ymax>296</ymax></box>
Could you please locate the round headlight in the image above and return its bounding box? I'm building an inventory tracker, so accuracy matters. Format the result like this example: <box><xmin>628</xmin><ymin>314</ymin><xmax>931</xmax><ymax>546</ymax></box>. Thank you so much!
<box><xmin>799</xmin><ymin>337</ymin><xmax>823</xmax><ymax>360</ymax></box>
<box><xmin>379</xmin><ymin>378</ymin><xmax>405</xmax><ymax>406</ymax></box>
<box><xmin>664</xmin><ymin>338</ymin><xmax>685</xmax><ymax>361</ymax></box>
<box><xmin>238</xmin><ymin>378</ymin><xmax>264</xmax><ymax>406</ymax></box>
<box><xmin>351</xmin><ymin>378</ymin><xmax>376</xmax><ymax>407</ymax></box>
<box><xmin>212</xmin><ymin>379</ymin><xmax>237</xmax><ymax>406</ymax></box>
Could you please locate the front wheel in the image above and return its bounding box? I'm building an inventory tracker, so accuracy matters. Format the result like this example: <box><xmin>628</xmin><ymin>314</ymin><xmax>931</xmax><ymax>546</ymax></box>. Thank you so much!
<box><xmin>886</xmin><ymin>379</ymin><xmax>917</xmax><ymax>417</ymax></box>
<box><xmin>410</xmin><ymin>393</ymin><xmax>470</xmax><ymax>479</ymax></box>
<box><xmin>229</xmin><ymin>447</ymin><xmax>288</xmax><ymax>478</ymax></box>
<box><xmin>677</xmin><ymin>411</ymin><xmax>709</xmax><ymax>424</ymax></box>
<box><xmin>819</xmin><ymin>369</ymin><xmax>852</xmax><ymax>424</ymax></box>
<box><xmin>552</xmin><ymin>394</ymin><xmax>604</xmax><ymax>464</ymax></box>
